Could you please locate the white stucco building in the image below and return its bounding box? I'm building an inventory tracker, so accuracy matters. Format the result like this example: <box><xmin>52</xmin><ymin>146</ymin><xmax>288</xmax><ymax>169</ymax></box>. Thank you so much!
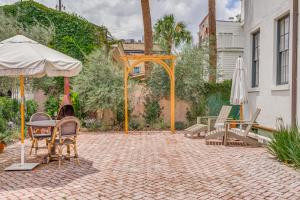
<box><xmin>243</xmin><ymin>0</ymin><xmax>299</xmax><ymax>128</ymax></box>
<box><xmin>199</xmin><ymin>16</ymin><xmax>244</xmax><ymax>80</ymax></box>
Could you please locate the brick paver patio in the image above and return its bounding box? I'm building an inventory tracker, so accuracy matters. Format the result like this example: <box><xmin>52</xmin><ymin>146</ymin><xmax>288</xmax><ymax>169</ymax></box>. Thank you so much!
<box><xmin>1</xmin><ymin>132</ymin><xmax>300</xmax><ymax>200</ymax></box>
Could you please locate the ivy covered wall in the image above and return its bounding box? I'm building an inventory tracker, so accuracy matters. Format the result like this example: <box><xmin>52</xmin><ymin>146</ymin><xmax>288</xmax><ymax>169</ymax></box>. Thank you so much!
<box><xmin>1</xmin><ymin>1</ymin><xmax>111</xmax><ymax>62</ymax></box>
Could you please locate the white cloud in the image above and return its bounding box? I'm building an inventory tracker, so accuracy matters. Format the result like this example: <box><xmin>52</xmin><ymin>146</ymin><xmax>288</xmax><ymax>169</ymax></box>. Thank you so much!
<box><xmin>0</xmin><ymin>0</ymin><xmax>241</xmax><ymax>42</ymax></box>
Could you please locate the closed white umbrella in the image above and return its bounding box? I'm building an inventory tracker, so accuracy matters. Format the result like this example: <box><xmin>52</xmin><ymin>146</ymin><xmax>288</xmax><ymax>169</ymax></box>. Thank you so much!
<box><xmin>230</xmin><ymin>57</ymin><xmax>248</xmax><ymax>119</ymax></box>
<box><xmin>0</xmin><ymin>35</ymin><xmax>82</xmax><ymax>170</ymax></box>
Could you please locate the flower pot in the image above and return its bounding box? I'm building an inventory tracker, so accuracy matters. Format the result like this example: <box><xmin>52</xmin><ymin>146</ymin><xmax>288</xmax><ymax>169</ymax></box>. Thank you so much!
<box><xmin>0</xmin><ymin>142</ymin><xmax>5</xmax><ymax>153</ymax></box>
<box><xmin>230</xmin><ymin>123</ymin><xmax>237</xmax><ymax>128</ymax></box>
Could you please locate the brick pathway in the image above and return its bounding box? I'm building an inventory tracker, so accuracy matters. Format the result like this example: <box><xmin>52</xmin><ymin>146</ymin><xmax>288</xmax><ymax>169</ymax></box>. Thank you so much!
<box><xmin>1</xmin><ymin>132</ymin><xmax>300</xmax><ymax>200</ymax></box>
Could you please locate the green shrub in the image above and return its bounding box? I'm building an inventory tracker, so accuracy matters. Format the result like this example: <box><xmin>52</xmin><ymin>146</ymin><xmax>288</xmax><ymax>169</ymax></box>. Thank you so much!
<box><xmin>143</xmin><ymin>96</ymin><xmax>161</xmax><ymax>126</ymax></box>
<box><xmin>83</xmin><ymin>118</ymin><xmax>101</xmax><ymax>131</ymax></box>
<box><xmin>44</xmin><ymin>95</ymin><xmax>60</xmax><ymax>118</ymax></box>
<box><xmin>129</xmin><ymin>119</ymin><xmax>140</xmax><ymax>130</ymax></box>
<box><xmin>268</xmin><ymin>127</ymin><xmax>300</xmax><ymax>168</ymax></box>
<box><xmin>70</xmin><ymin>92</ymin><xmax>84</xmax><ymax>119</ymax></box>
<box><xmin>175</xmin><ymin>121</ymin><xmax>186</xmax><ymax>130</ymax></box>
<box><xmin>116</xmin><ymin>101</ymin><xmax>133</xmax><ymax>127</ymax></box>
<box><xmin>0</xmin><ymin>97</ymin><xmax>19</xmax><ymax>122</ymax></box>
<box><xmin>25</xmin><ymin>100</ymin><xmax>38</xmax><ymax>122</ymax></box>
<box><xmin>0</xmin><ymin>118</ymin><xmax>13</xmax><ymax>144</ymax></box>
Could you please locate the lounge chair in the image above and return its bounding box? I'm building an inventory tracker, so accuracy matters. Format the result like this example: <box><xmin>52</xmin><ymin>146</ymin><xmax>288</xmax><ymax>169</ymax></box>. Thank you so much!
<box><xmin>206</xmin><ymin>108</ymin><xmax>261</xmax><ymax>146</ymax></box>
<box><xmin>184</xmin><ymin>106</ymin><xmax>232</xmax><ymax>138</ymax></box>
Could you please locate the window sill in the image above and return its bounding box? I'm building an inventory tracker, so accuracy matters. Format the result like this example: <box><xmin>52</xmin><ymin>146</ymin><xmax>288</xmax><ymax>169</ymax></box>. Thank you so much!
<box><xmin>271</xmin><ymin>84</ymin><xmax>290</xmax><ymax>91</ymax></box>
<box><xmin>248</xmin><ymin>87</ymin><xmax>260</xmax><ymax>93</ymax></box>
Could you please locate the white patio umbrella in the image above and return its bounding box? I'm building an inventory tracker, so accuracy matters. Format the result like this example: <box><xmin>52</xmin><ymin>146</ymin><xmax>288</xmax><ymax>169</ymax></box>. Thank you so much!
<box><xmin>230</xmin><ymin>57</ymin><xmax>248</xmax><ymax>120</ymax></box>
<box><xmin>0</xmin><ymin>35</ymin><xmax>82</xmax><ymax>170</ymax></box>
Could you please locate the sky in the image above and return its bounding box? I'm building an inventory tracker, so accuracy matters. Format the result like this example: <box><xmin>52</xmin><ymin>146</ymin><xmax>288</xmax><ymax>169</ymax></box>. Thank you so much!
<box><xmin>0</xmin><ymin>0</ymin><xmax>241</xmax><ymax>42</ymax></box>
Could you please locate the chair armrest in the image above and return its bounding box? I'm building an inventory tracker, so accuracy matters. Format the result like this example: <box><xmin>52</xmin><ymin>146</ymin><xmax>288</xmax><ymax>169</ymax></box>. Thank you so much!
<box><xmin>197</xmin><ymin>116</ymin><xmax>223</xmax><ymax>124</ymax></box>
<box><xmin>225</xmin><ymin>120</ymin><xmax>259</xmax><ymax>126</ymax></box>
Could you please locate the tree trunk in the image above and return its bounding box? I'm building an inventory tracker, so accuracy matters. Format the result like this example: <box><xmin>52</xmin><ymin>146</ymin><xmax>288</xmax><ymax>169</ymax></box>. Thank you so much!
<box><xmin>208</xmin><ymin>0</ymin><xmax>217</xmax><ymax>82</ymax></box>
<box><xmin>141</xmin><ymin>0</ymin><xmax>153</xmax><ymax>78</ymax></box>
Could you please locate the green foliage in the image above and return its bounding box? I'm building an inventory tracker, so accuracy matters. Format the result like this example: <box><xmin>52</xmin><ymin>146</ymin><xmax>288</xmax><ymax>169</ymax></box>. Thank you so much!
<box><xmin>0</xmin><ymin>118</ymin><xmax>11</xmax><ymax>144</ymax></box>
<box><xmin>44</xmin><ymin>96</ymin><xmax>60</xmax><ymax>118</ymax></box>
<box><xmin>129</xmin><ymin>119</ymin><xmax>140</xmax><ymax>130</ymax></box>
<box><xmin>1</xmin><ymin>1</ymin><xmax>116</xmax><ymax>97</ymax></box>
<box><xmin>148</xmin><ymin>45</ymin><xmax>207</xmax><ymax>101</ymax></box>
<box><xmin>70</xmin><ymin>92</ymin><xmax>84</xmax><ymax>119</ymax></box>
<box><xmin>268</xmin><ymin>127</ymin><xmax>300</xmax><ymax>168</ymax></box>
<box><xmin>25</xmin><ymin>100</ymin><xmax>38</xmax><ymax>122</ymax></box>
<box><xmin>83</xmin><ymin>119</ymin><xmax>102</xmax><ymax>131</ymax></box>
<box><xmin>0</xmin><ymin>97</ymin><xmax>19</xmax><ymax>123</ymax></box>
<box><xmin>32</xmin><ymin>77</ymin><xmax>64</xmax><ymax>97</ymax></box>
<box><xmin>147</xmin><ymin>45</ymin><xmax>235</xmax><ymax>123</ymax></box>
<box><xmin>143</xmin><ymin>96</ymin><xmax>161</xmax><ymax>125</ymax></box>
<box><xmin>116</xmin><ymin>101</ymin><xmax>133</xmax><ymax>127</ymax></box>
<box><xmin>175</xmin><ymin>121</ymin><xmax>186</xmax><ymax>130</ymax></box>
<box><xmin>1</xmin><ymin>1</ymin><xmax>111</xmax><ymax>62</ymax></box>
<box><xmin>153</xmin><ymin>14</ymin><xmax>192</xmax><ymax>54</ymax></box>
<box><xmin>0</xmin><ymin>97</ymin><xmax>37</xmax><ymax>143</ymax></box>
<box><xmin>74</xmin><ymin>49</ymin><xmax>123</xmax><ymax>116</ymax></box>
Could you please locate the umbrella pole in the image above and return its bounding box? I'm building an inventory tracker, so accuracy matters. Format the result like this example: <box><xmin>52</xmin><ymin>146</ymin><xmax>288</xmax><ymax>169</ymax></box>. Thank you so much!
<box><xmin>240</xmin><ymin>104</ymin><xmax>243</xmax><ymax>121</ymax></box>
<box><xmin>20</xmin><ymin>75</ymin><xmax>25</xmax><ymax>165</ymax></box>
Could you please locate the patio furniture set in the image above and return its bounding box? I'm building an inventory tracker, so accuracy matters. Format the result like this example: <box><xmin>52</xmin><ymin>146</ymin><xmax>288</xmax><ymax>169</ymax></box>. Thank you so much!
<box><xmin>185</xmin><ymin>105</ymin><xmax>262</xmax><ymax>146</ymax></box>
<box><xmin>27</xmin><ymin>105</ymin><xmax>80</xmax><ymax>168</ymax></box>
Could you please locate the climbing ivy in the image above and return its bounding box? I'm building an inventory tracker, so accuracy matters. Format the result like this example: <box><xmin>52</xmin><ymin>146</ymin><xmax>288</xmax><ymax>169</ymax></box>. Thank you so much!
<box><xmin>1</xmin><ymin>1</ymin><xmax>112</xmax><ymax>62</ymax></box>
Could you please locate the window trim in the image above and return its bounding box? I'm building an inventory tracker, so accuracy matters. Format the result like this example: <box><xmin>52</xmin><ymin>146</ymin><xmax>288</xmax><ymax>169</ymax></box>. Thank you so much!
<box><xmin>133</xmin><ymin>66</ymin><xmax>141</xmax><ymax>74</ymax></box>
<box><xmin>276</xmin><ymin>14</ymin><xmax>290</xmax><ymax>85</ymax></box>
<box><xmin>252</xmin><ymin>30</ymin><xmax>260</xmax><ymax>88</ymax></box>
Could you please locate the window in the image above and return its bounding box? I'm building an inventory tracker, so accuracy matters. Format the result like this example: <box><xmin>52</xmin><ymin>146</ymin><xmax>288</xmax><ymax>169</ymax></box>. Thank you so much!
<box><xmin>133</xmin><ymin>67</ymin><xmax>141</xmax><ymax>74</ymax></box>
<box><xmin>277</xmin><ymin>15</ymin><xmax>290</xmax><ymax>85</ymax></box>
<box><xmin>252</xmin><ymin>31</ymin><xmax>260</xmax><ymax>87</ymax></box>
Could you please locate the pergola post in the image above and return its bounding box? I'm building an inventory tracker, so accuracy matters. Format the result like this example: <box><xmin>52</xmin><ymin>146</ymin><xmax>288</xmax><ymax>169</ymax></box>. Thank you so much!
<box><xmin>170</xmin><ymin>59</ymin><xmax>175</xmax><ymax>133</ymax></box>
<box><xmin>124</xmin><ymin>58</ymin><xmax>129</xmax><ymax>134</ymax></box>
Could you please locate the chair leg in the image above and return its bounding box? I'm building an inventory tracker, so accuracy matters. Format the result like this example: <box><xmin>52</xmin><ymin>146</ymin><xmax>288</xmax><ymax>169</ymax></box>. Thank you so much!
<box><xmin>35</xmin><ymin>140</ymin><xmax>38</xmax><ymax>155</ymax></box>
<box><xmin>66</xmin><ymin>145</ymin><xmax>71</xmax><ymax>161</ymax></box>
<box><xmin>29</xmin><ymin>139</ymin><xmax>35</xmax><ymax>155</ymax></box>
<box><xmin>73</xmin><ymin>142</ymin><xmax>80</xmax><ymax>165</ymax></box>
<box><xmin>47</xmin><ymin>142</ymin><xmax>52</xmax><ymax>164</ymax></box>
<box><xmin>58</xmin><ymin>146</ymin><xmax>63</xmax><ymax>168</ymax></box>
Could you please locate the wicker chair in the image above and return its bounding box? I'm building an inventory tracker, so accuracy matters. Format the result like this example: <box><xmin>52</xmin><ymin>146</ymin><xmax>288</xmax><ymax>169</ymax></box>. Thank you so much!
<box><xmin>28</xmin><ymin>112</ymin><xmax>52</xmax><ymax>155</ymax></box>
<box><xmin>47</xmin><ymin>116</ymin><xmax>80</xmax><ymax>168</ymax></box>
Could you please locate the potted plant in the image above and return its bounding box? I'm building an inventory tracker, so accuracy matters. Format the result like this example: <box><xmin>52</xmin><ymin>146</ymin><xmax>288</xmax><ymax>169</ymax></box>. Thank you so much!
<box><xmin>0</xmin><ymin>132</ymin><xmax>9</xmax><ymax>153</ymax></box>
<box><xmin>0</xmin><ymin>118</ymin><xmax>11</xmax><ymax>153</ymax></box>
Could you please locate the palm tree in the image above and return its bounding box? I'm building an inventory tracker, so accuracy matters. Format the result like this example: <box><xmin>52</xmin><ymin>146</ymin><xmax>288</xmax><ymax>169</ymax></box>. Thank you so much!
<box><xmin>153</xmin><ymin>14</ymin><xmax>192</xmax><ymax>54</ymax></box>
<box><xmin>141</xmin><ymin>0</ymin><xmax>153</xmax><ymax>78</ymax></box>
<box><xmin>208</xmin><ymin>0</ymin><xmax>217</xmax><ymax>82</ymax></box>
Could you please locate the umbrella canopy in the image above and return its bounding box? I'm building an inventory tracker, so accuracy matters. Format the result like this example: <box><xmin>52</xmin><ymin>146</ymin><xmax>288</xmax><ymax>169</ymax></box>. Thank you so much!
<box><xmin>0</xmin><ymin>35</ymin><xmax>82</xmax><ymax>77</ymax></box>
<box><xmin>0</xmin><ymin>35</ymin><xmax>82</xmax><ymax>170</ymax></box>
<box><xmin>230</xmin><ymin>57</ymin><xmax>248</xmax><ymax>105</ymax></box>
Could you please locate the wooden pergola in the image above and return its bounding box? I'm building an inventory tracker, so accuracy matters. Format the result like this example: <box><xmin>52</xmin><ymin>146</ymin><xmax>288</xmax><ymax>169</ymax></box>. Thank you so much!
<box><xmin>120</xmin><ymin>55</ymin><xmax>176</xmax><ymax>134</ymax></box>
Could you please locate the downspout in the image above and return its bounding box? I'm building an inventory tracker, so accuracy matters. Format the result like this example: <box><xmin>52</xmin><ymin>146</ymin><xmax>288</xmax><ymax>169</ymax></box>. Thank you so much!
<box><xmin>291</xmin><ymin>0</ymin><xmax>298</xmax><ymax>127</ymax></box>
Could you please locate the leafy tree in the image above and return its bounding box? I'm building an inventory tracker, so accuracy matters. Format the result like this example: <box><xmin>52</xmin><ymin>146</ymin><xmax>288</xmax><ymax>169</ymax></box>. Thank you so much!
<box><xmin>153</xmin><ymin>14</ymin><xmax>192</xmax><ymax>54</ymax></box>
<box><xmin>73</xmin><ymin>49</ymin><xmax>123</xmax><ymax>117</ymax></box>
<box><xmin>148</xmin><ymin>45</ymin><xmax>209</xmax><ymax>122</ymax></box>
<box><xmin>148</xmin><ymin>45</ymin><xmax>207</xmax><ymax>100</ymax></box>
